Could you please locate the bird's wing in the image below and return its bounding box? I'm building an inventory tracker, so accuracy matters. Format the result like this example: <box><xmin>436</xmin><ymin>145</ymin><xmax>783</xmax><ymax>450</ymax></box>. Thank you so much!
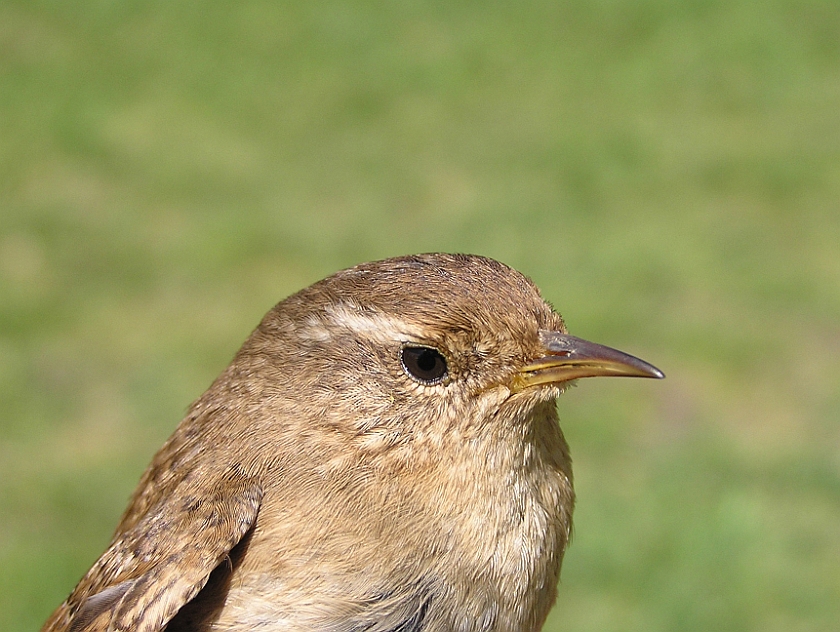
<box><xmin>42</xmin><ymin>468</ymin><xmax>263</xmax><ymax>632</ymax></box>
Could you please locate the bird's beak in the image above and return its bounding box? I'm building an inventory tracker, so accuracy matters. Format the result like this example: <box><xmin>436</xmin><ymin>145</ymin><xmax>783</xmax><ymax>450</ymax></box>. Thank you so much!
<box><xmin>513</xmin><ymin>331</ymin><xmax>665</xmax><ymax>391</ymax></box>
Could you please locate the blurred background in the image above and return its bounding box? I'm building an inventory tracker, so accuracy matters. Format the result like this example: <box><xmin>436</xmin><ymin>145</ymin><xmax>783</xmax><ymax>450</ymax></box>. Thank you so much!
<box><xmin>2</xmin><ymin>1</ymin><xmax>839</xmax><ymax>630</ymax></box>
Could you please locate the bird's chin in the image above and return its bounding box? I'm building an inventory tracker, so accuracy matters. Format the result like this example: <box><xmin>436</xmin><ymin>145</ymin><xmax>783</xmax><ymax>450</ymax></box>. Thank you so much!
<box><xmin>511</xmin><ymin>381</ymin><xmax>570</xmax><ymax>405</ymax></box>
<box><xmin>538</xmin><ymin>382</ymin><xmax>570</xmax><ymax>401</ymax></box>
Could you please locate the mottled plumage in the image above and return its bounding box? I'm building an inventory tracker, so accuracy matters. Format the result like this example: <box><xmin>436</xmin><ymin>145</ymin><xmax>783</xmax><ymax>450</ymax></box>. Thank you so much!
<box><xmin>42</xmin><ymin>254</ymin><xmax>663</xmax><ymax>632</ymax></box>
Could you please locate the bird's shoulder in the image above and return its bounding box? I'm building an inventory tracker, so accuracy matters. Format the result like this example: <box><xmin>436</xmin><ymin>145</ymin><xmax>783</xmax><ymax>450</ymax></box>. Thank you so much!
<box><xmin>40</xmin><ymin>465</ymin><xmax>263</xmax><ymax>632</ymax></box>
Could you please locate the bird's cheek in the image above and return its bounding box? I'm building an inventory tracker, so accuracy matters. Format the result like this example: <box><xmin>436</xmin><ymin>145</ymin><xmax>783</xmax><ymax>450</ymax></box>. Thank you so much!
<box><xmin>452</xmin><ymin>385</ymin><xmax>512</xmax><ymax>427</ymax></box>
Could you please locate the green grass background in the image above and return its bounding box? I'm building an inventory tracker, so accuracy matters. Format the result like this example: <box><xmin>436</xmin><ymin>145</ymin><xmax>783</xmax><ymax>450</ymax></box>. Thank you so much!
<box><xmin>2</xmin><ymin>1</ymin><xmax>839</xmax><ymax>630</ymax></box>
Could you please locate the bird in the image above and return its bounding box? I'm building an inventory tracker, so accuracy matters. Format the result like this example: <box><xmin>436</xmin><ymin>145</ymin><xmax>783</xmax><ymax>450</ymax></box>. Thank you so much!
<box><xmin>41</xmin><ymin>253</ymin><xmax>664</xmax><ymax>632</ymax></box>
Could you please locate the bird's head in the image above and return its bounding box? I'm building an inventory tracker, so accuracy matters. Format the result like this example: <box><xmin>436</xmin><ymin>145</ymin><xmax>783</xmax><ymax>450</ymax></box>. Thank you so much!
<box><xmin>229</xmin><ymin>254</ymin><xmax>662</xmax><ymax>457</ymax></box>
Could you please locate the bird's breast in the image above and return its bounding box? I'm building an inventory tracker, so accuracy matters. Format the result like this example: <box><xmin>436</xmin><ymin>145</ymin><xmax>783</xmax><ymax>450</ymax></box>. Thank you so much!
<box><xmin>211</xmin><ymin>402</ymin><xmax>573</xmax><ymax>632</ymax></box>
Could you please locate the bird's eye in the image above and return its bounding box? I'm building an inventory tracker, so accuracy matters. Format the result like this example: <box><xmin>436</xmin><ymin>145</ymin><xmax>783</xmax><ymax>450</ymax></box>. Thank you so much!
<box><xmin>401</xmin><ymin>346</ymin><xmax>448</xmax><ymax>384</ymax></box>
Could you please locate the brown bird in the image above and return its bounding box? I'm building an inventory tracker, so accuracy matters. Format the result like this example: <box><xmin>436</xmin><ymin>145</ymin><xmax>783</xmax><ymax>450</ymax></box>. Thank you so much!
<box><xmin>42</xmin><ymin>253</ymin><xmax>663</xmax><ymax>632</ymax></box>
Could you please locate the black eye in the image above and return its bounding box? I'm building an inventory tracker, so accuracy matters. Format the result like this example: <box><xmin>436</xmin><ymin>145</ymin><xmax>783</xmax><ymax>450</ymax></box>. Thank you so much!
<box><xmin>401</xmin><ymin>346</ymin><xmax>448</xmax><ymax>384</ymax></box>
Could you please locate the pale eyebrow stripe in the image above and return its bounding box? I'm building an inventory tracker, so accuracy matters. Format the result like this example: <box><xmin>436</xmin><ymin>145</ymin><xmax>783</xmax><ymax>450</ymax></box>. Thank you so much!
<box><xmin>322</xmin><ymin>303</ymin><xmax>417</xmax><ymax>344</ymax></box>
